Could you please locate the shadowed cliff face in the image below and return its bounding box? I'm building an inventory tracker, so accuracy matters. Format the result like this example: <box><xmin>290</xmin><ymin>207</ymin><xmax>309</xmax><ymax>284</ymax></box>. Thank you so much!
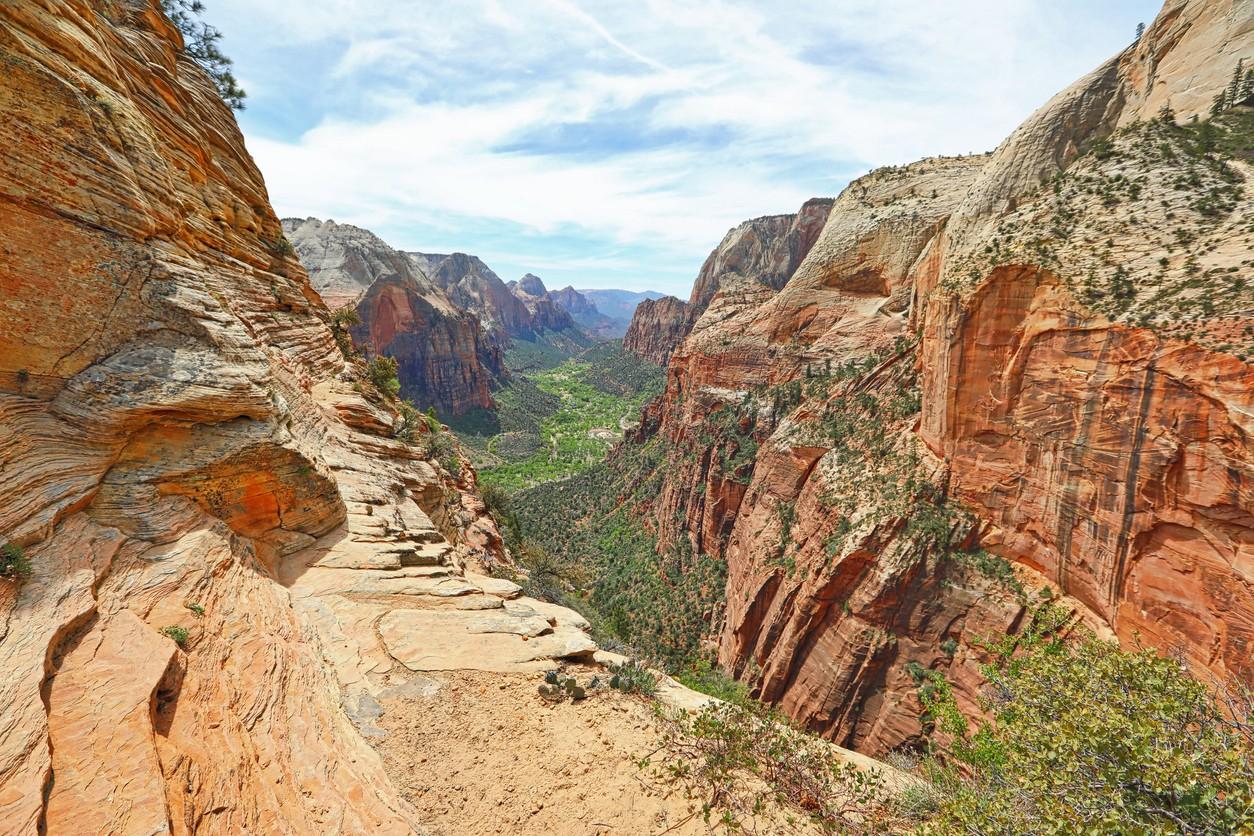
<box><xmin>628</xmin><ymin>0</ymin><xmax>1254</xmax><ymax>755</ymax></box>
<box><xmin>0</xmin><ymin>2</ymin><xmax>513</xmax><ymax>831</ymax></box>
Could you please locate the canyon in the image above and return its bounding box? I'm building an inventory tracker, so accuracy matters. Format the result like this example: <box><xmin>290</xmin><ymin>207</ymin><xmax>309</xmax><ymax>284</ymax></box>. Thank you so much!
<box><xmin>0</xmin><ymin>0</ymin><xmax>1252</xmax><ymax>832</ymax></box>
<box><xmin>621</xmin><ymin>0</ymin><xmax>1254</xmax><ymax>754</ymax></box>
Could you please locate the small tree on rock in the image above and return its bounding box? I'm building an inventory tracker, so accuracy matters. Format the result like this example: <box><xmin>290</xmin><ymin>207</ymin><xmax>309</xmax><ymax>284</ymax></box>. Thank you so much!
<box><xmin>160</xmin><ymin>0</ymin><xmax>246</xmax><ymax>109</ymax></box>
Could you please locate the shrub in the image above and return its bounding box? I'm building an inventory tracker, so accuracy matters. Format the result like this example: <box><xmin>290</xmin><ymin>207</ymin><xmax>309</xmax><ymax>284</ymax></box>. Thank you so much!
<box><xmin>185</xmin><ymin>602</ymin><xmax>205</xmax><ymax>617</ymax></box>
<box><xmin>677</xmin><ymin>659</ymin><xmax>751</xmax><ymax>705</ymax></box>
<box><xmin>366</xmin><ymin>355</ymin><xmax>400</xmax><ymax>397</ymax></box>
<box><xmin>921</xmin><ymin>604</ymin><xmax>1254</xmax><ymax>833</ymax></box>
<box><xmin>0</xmin><ymin>543</ymin><xmax>31</xmax><ymax>580</ymax></box>
<box><xmin>160</xmin><ymin>625</ymin><xmax>190</xmax><ymax>646</ymax></box>
<box><xmin>644</xmin><ymin>700</ymin><xmax>887</xmax><ymax>832</ymax></box>
<box><xmin>426</xmin><ymin>428</ymin><xmax>461</xmax><ymax>475</ymax></box>
<box><xmin>608</xmin><ymin>659</ymin><xmax>657</xmax><ymax>697</ymax></box>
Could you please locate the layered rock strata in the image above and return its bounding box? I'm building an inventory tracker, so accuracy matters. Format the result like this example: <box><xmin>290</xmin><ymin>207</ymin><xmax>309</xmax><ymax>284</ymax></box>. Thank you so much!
<box><xmin>628</xmin><ymin>0</ymin><xmax>1254</xmax><ymax>755</ymax></box>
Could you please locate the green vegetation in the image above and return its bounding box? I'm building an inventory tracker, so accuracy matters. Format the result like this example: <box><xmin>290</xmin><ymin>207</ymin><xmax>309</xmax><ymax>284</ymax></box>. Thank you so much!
<box><xmin>475</xmin><ymin>346</ymin><xmax>663</xmax><ymax>491</ymax></box>
<box><xmin>643</xmin><ymin>700</ymin><xmax>888</xmax><ymax>833</ymax></box>
<box><xmin>917</xmin><ymin>604</ymin><xmax>1254</xmax><ymax>833</ymax></box>
<box><xmin>330</xmin><ymin>306</ymin><xmax>360</xmax><ymax>358</ymax></box>
<box><xmin>0</xmin><ymin>543</ymin><xmax>31</xmax><ymax>580</ymax></box>
<box><xmin>160</xmin><ymin>625</ymin><xmax>190</xmax><ymax>646</ymax></box>
<box><xmin>676</xmin><ymin>659</ymin><xmax>751</xmax><ymax>705</ymax></box>
<box><xmin>607</xmin><ymin>659</ymin><xmax>658</xmax><ymax>696</ymax></box>
<box><xmin>160</xmin><ymin>0</ymin><xmax>246</xmax><ymax>109</ymax></box>
<box><xmin>366</xmin><ymin>355</ymin><xmax>400</xmax><ymax>397</ymax></box>
<box><xmin>185</xmin><ymin>602</ymin><xmax>205</xmax><ymax>617</ymax></box>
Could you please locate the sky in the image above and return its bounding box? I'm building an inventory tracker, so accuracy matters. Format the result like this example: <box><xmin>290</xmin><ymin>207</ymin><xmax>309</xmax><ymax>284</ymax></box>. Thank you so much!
<box><xmin>208</xmin><ymin>0</ymin><xmax>1161</xmax><ymax>296</ymax></box>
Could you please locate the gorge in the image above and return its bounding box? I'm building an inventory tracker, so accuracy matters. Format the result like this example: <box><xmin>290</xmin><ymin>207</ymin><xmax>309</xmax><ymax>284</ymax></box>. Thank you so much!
<box><xmin>1</xmin><ymin>0</ymin><xmax>1253</xmax><ymax>833</ymax></box>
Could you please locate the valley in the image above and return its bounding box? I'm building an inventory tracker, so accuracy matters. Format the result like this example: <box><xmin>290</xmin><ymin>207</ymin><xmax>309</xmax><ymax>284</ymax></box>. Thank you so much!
<box><xmin>2</xmin><ymin>0</ymin><xmax>1253</xmax><ymax>833</ymax></box>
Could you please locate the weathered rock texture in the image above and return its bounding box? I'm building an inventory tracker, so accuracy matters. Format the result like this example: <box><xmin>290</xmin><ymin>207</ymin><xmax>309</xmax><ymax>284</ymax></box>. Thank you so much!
<box><xmin>0</xmin><ymin>3</ymin><xmax>606</xmax><ymax>832</ymax></box>
<box><xmin>509</xmin><ymin>272</ymin><xmax>580</xmax><ymax>333</ymax></box>
<box><xmin>625</xmin><ymin>0</ymin><xmax>1254</xmax><ymax>756</ymax></box>
<box><xmin>622</xmin><ymin>295</ymin><xmax>690</xmax><ymax>365</ymax></box>
<box><xmin>285</xmin><ymin>217</ymin><xmax>504</xmax><ymax>416</ymax></box>
<box><xmin>623</xmin><ymin>198</ymin><xmax>834</xmax><ymax>364</ymax></box>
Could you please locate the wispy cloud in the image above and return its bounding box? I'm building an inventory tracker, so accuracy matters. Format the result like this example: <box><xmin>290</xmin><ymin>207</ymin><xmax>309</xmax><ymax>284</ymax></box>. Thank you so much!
<box><xmin>212</xmin><ymin>0</ymin><xmax>1159</xmax><ymax>293</ymax></box>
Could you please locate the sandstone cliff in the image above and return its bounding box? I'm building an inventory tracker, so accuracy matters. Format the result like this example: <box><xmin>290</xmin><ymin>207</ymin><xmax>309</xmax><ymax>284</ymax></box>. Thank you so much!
<box><xmin>622</xmin><ymin>295</ymin><xmax>690</xmax><ymax>365</ymax></box>
<box><xmin>626</xmin><ymin>0</ymin><xmax>1254</xmax><ymax>755</ymax></box>
<box><xmin>0</xmin><ymin>3</ymin><xmax>616</xmax><ymax>832</ymax></box>
<box><xmin>623</xmin><ymin>197</ymin><xmax>834</xmax><ymax>365</ymax></box>
<box><xmin>509</xmin><ymin>272</ymin><xmax>580</xmax><ymax>333</ymax></box>
<box><xmin>285</xmin><ymin>217</ymin><xmax>504</xmax><ymax>416</ymax></box>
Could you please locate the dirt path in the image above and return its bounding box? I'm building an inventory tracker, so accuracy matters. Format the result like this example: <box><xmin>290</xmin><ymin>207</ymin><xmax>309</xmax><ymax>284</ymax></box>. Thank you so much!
<box><xmin>377</xmin><ymin>667</ymin><xmax>716</xmax><ymax>835</ymax></box>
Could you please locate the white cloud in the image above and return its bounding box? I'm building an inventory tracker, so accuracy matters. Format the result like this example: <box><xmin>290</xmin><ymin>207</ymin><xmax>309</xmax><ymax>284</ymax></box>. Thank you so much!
<box><xmin>215</xmin><ymin>0</ymin><xmax>1157</xmax><ymax>290</ymax></box>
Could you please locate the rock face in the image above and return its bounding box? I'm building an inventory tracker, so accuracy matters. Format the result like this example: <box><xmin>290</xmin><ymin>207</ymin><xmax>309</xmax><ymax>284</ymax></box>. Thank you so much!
<box><xmin>623</xmin><ymin>198</ymin><xmax>834</xmax><ymax>364</ymax></box>
<box><xmin>509</xmin><ymin>272</ymin><xmax>580</xmax><ymax>333</ymax></box>
<box><xmin>626</xmin><ymin>0</ymin><xmax>1254</xmax><ymax>755</ymax></box>
<box><xmin>416</xmin><ymin>252</ymin><xmax>541</xmax><ymax>343</ymax></box>
<box><xmin>622</xmin><ymin>295</ymin><xmax>690</xmax><ymax>365</ymax></box>
<box><xmin>285</xmin><ymin>217</ymin><xmax>504</xmax><ymax>416</ymax></box>
<box><xmin>0</xmin><ymin>3</ymin><xmax>614</xmax><ymax>832</ymax></box>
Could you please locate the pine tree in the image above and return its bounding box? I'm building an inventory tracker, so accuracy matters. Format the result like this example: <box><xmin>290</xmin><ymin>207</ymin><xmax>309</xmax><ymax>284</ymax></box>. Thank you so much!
<box><xmin>1226</xmin><ymin>58</ymin><xmax>1244</xmax><ymax>109</ymax></box>
<box><xmin>1241</xmin><ymin>68</ymin><xmax>1254</xmax><ymax>103</ymax></box>
<box><xmin>1211</xmin><ymin>91</ymin><xmax>1228</xmax><ymax>117</ymax></box>
<box><xmin>1158</xmin><ymin>101</ymin><xmax>1175</xmax><ymax>125</ymax></box>
<box><xmin>160</xmin><ymin>0</ymin><xmax>246</xmax><ymax>110</ymax></box>
<box><xmin>1134</xmin><ymin>22</ymin><xmax>1145</xmax><ymax>43</ymax></box>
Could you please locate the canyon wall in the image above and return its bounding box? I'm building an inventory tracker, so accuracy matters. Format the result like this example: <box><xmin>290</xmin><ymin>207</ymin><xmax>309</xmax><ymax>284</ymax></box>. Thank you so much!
<box><xmin>286</xmin><ymin>217</ymin><xmax>504</xmax><ymax>416</ymax></box>
<box><xmin>0</xmin><ymin>3</ymin><xmax>543</xmax><ymax>831</ymax></box>
<box><xmin>628</xmin><ymin>0</ymin><xmax>1254</xmax><ymax>754</ymax></box>
<box><xmin>622</xmin><ymin>295</ymin><xmax>690</xmax><ymax>365</ymax></box>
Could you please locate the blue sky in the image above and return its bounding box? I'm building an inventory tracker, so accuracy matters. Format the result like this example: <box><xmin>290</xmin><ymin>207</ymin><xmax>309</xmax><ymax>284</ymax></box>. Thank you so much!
<box><xmin>208</xmin><ymin>0</ymin><xmax>1160</xmax><ymax>296</ymax></box>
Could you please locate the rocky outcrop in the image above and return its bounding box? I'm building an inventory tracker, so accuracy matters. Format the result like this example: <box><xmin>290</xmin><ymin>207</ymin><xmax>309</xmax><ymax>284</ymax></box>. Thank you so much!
<box><xmin>0</xmin><ymin>3</ymin><xmax>604</xmax><ymax>832</ymax></box>
<box><xmin>285</xmin><ymin>218</ymin><xmax>504</xmax><ymax>416</ymax></box>
<box><xmin>626</xmin><ymin>0</ymin><xmax>1254</xmax><ymax>755</ymax></box>
<box><xmin>415</xmin><ymin>252</ymin><xmax>537</xmax><ymax>343</ymax></box>
<box><xmin>622</xmin><ymin>295</ymin><xmax>690</xmax><ymax>365</ymax></box>
<box><xmin>623</xmin><ymin>198</ymin><xmax>833</xmax><ymax>364</ymax></box>
<box><xmin>509</xmin><ymin>272</ymin><xmax>579</xmax><ymax>333</ymax></box>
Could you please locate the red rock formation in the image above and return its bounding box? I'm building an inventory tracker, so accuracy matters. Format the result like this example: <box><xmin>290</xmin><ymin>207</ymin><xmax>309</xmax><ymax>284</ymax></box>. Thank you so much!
<box><xmin>0</xmin><ymin>3</ymin><xmax>527</xmax><ymax>831</ymax></box>
<box><xmin>286</xmin><ymin>217</ymin><xmax>504</xmax><ymax>416</ymax></box>
<box><xmin>627</xmin><ymin>0</ymin><xmax>1254</xmax><ymax>755</ymax></box>
<box><xmin>509</xmin><ymin>272</ymin><xmax>580</xmax><ymax>333</ymax></box>
<box><xmin>622</xmin><ymin>295</ymin><xmax>690</xmax><ymax>365</ymax></box>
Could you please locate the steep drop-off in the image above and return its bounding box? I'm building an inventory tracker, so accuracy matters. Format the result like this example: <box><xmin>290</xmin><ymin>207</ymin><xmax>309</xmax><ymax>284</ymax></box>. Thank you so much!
<box><xmin>0</xmin><ymin>4</ymin><xmax>623</xmax><ymax>832</ymax></box>
<box><xmin>618</xmin><ymin>0</ymin><xmax>1254</xmax><ymax>756</ymax></box>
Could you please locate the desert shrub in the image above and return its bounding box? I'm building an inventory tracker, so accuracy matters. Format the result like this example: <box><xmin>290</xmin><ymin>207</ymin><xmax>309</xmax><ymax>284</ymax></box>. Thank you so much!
<box><xmin>920</xmin><ymin>604</ymin><xmax>1254</xmax><ymax>834</ymax></box>
<box><xmin>366</xmin><ymin>355</ymin><xmax>400</xmax><ymax>397</ymax></box>
<box><xmin>426</xmin><ymin>428</ymin><xmax>461</xmax><ymax>475</ymax></box>
<box><xmin>160</xmin><ymin>625</ymin><xmax>189</xmax><ymax>646</ymax></box>
<box><xmin>607</xmin><ymin>659</ymin><xmax>657</xmax><ymax>696</ymax></box>
<box><xmin>185</xmin><ymin>602</ymin><xmax>205</xmax><ymax>617</ymax></box>
<box><xmin>0</xmin><ymin>543</ymin><xmax>32</xmax><ymax>580</ymax></box>
<box><xmin>644</xmin><ymin>700</ymin><xmax>887</xmax><ymax>832</ymax></box>
<box><xmin>395</xmin><ymin>400</ymin><xmax>422</xmax><ymax>442</ymax></box>
<box><xmin>676</xmin><ymin>659</ymin><xmax>751</xmax><ymax>705</ymax></box>
<box><xmin>329</xmin><ymin>306</ymin><xmax>360</xmax><ymax>358</ymax></box>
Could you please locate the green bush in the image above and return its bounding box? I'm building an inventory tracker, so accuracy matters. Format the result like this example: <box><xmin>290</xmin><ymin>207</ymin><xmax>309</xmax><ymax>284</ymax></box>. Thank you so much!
<box><xmin>366</xmin><ymin>355</ymin><xmax>400</xmax><ymax>397</ymax></box>
<box><xmin>0</xmin><ymin>543</ymin><xmax>31</xmax><ymax>580</ymax></box>
<box><xmin>160</xmin><ymin>0</ymin><xmax>246</xmax><ymax>109</ymax></box>
<box><xmin>160</xmin><ymin>625</ymin><xmax>190</xmax><ymax>646</ymax></box>
<box><xmin>330</xmin><ymin>306</ymin><xmax>360</xmax><ymax>358</ymax></box>
<box><xmin>644</xmin><ymin>700</ymin><xmax>887</xmax><ymax>832</ymax></box>
<box><xmin>608</xmin><ymin>659</ymin><xmax>657</xmax><ymax>697</ymax></box>
<box><xmin>920</xmin><ymin>605</ymin><xmax>1254</xmax><ymax>833</ymax></box>
<box><xmin>676</xmin><ymin>659</ymin><xmax>751</xmax><ymax>705</ymax></box>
